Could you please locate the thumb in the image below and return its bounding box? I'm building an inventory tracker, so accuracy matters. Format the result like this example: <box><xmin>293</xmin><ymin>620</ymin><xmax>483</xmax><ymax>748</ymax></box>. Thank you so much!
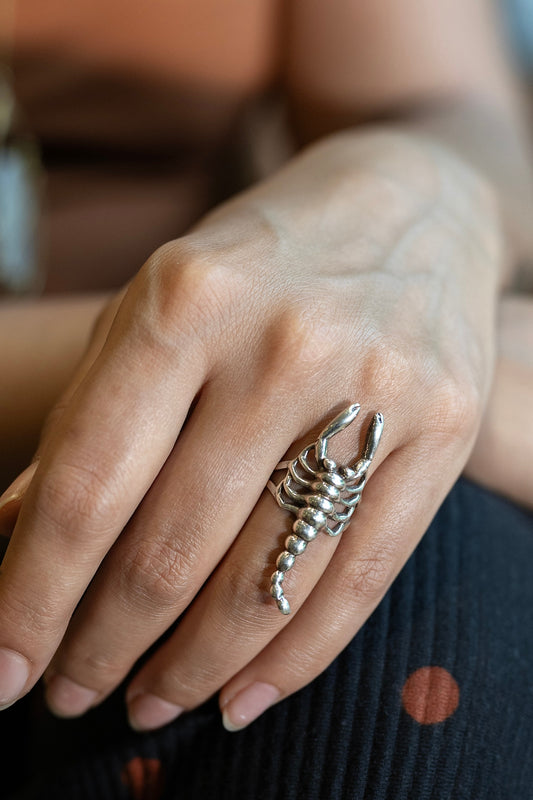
<box><xmin>0</xmin><ymin>462</ymin><xmax>39</xmax><ymax>538</ymax></box>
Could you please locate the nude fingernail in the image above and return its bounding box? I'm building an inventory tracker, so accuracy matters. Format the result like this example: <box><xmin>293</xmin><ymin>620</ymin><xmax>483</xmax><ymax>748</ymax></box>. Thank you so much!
<box><xmin>127</xmin><ymin>692</ymin><xmax>183</xmax><ymax>732</ymax></box>
<box><xmin>45</xmin><ymin>674</ymin><xmax>99</xmax><ymax>717</ymax></box>
<box><xmin>221</xmin><ymin>682</ymin><xmax>280</xmax><ymax>732</ymax></box>
<box><xmin>0</xmin><ymin>648</ymin><xmax>31</xmax><ymax>709</ymax></box>
<box><xmin>0</xmin><ymin>463</ymin><xmax>38</xmax><ymax>516</ymax></box>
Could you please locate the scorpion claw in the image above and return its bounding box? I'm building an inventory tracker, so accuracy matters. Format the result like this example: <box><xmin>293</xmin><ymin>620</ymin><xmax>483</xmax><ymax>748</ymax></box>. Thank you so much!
<box><xmin>269</xmin><ymin>405</ymin><xmax>383</xmax><ymax>613</ymax></box>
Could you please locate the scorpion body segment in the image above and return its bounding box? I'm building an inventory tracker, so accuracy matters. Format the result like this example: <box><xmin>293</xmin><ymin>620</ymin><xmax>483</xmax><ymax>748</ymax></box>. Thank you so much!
<box><xmin>269</xmin><ymin>405</ymin><xmax>384</xmax><ymax>614</ymax></box>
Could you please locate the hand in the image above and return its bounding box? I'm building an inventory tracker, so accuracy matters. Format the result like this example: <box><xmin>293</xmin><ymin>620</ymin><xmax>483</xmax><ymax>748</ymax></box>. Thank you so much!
<box><xmin>0</xmin><ymin>130</ymin><xmax>500</xmax><ymax>730</ymax></box>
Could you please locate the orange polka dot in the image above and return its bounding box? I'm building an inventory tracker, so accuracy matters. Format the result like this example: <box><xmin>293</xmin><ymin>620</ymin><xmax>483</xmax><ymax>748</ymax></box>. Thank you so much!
<box><xmin>402</xmin><ymin>666</ymin><xmax>460</xmax><ymax>724</ymax></box>
<box><xmin>121</xmin><ymin>757</ymin><xmax>164</xmax><ymax>800</ymax></box>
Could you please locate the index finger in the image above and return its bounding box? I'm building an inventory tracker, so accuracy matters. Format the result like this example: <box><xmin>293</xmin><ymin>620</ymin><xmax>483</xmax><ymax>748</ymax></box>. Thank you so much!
<box><xmin>0</xmin><ymin>277</ymin><xmax>205</xmax><ymax>709</ymax></box>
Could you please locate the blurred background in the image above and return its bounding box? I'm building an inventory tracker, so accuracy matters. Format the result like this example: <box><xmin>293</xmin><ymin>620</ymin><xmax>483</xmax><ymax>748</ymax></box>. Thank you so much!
<box><xmin>0</xmin><ymin>0</ymin><xmax>285</xmax><ymax>295</ymax></box>
<box><xmin>1</xmin><ymin>0</ymin><xmax>532</xmax><ymax>298</ymax></box>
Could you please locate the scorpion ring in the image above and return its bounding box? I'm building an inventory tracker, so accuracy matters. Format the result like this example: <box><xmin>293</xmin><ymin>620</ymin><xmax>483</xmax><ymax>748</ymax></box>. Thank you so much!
<box><xmin>267</xmin><ymin>404</ymin><xmax>384</xmax><ymax>615</ymax></box>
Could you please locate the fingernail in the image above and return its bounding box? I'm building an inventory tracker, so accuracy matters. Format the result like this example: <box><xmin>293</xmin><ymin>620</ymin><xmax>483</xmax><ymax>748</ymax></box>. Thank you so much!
<box><xmin>45</xmin><ymin>674</ymin><xmax>98</xmax><ymax>717</ymax></box>
<box><xmin>221</xmin><ymin>682</ymin><xmax>280</xmax><ymax>732</ymax></box>
<box><xmin>0</xmin><ymin>463</ymin><xmax>38</xmax><ymax>517</ymax></box>
<box><xmin>127</xmin><ymin>692</ymin><xmax>184</xmax><ymax>731</ymax></box>
<box><xmin>0</xmin><ymin>648</ymin><xmax>31</xmax><ymax>709</ymax></box>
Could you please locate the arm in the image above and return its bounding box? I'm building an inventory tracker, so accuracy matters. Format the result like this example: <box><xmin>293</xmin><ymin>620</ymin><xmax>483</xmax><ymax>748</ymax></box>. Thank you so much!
<box><xmin>0</xmin><ymin>1</ymin><xmax>526</xmax><ymax>732</ymax></box>
<box><xmin>286</xmin><ymin>0</ymin><xmax>533</xmax><ymax>510</ymax></box>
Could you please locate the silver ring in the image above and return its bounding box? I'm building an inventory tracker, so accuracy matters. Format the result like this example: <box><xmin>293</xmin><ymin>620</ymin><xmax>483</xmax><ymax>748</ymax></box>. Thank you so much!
<box><xmin>267</xmin><ymin>404</ymin><xmax>384</xmax><ymax>614</ymax></box>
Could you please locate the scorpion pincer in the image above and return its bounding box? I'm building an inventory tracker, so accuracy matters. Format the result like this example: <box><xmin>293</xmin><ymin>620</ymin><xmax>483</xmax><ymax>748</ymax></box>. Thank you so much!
<box><xmin>269</xmin><ymin>404</ymin><xmax>384</xmax><ymax>614</ymax></box>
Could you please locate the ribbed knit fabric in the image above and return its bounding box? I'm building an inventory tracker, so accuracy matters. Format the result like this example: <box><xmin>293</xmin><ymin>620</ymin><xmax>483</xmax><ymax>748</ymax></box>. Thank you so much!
<box><xmin>5</xmin><ymin>479</ymin><xmax>533</xmax><ymax>799</ymax></box>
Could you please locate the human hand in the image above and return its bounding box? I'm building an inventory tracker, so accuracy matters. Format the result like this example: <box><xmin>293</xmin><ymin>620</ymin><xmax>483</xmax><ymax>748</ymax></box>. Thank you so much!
<box><xmin>0</xmin><ymin>130</ymin><xmax>501</xmax><ymax>730</ymax></box>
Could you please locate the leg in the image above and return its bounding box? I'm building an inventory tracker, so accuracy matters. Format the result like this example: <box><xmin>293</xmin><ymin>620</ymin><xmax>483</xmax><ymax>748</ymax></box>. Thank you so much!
<box><xmin>7</xmin><ymin>480</ymin><xmax>533</xmax><ymax>800</ymax></box>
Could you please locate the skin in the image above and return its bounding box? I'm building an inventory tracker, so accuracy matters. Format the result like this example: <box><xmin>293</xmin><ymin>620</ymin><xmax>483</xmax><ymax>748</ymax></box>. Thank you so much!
<box><xmin>465</xmin><ymin>295</ymin><xmax>533</xmax><ymax>509</ymax></box>
<box><xmin>1</xmin><ymin>293</ymin><xmax>531</xmax><ymax>522</ymax></box>
<box><xmin>0</xmin><ymin>0</ymin><xmax>532</xmax><ymax>734</ymax></box>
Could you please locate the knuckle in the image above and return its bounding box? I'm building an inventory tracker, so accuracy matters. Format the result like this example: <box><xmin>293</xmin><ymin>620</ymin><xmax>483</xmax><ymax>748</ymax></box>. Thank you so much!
<box><xmin>345</xmin><ymin>336</ymin><xmax>415</xmax><ymax>410</ymax></box>
<box><xmin>358</xmin><ymin>336</ymin><xmax>483</xmax><ymax>447</ymax></box>
<box><xmin>66</xmin><ymin>649</ymin><xmax>126</xmax><ymax>686</ymax></box>
<box><xmin>216</xmin><ymin>567</ymin><xmax>268</xmax><ymax>627</ymax></box>
<box><xmin>265</xmin><ymin>300</ymin><xmax>339</xmax><ymax>388</ymax></box>
<box><xmin>0</xmin><ymin>591</ymin><xmax>64</xmax><ymax>647</ymax></box>
<box><xmin>207</xmin><ymin>563</ymin><xmax>279</xmax><ymax>638</ymax></box>
<box><xmin>363</xmin><ymin>338</ymin><xmax>413</xmax><ymax>399</ymax></box>
<box><xmin>336</xmin><ymin>549</ymin><xmax>394</xmax><ymax>607</ymax></box>
<box><xmin>429</xmin><ymin>373</ymin><xmax>482</xmax><ymax>443</ymax></box>
<box><xmin>120</xmin><ymin>537</ymin><xmax>197</xmax><ymax>611</ymax></box>
<box><xmin>140</xmin><ymin>239</ymin><xmax>240</xmax><ymax>344</ymax></box>
<box><xmin>33</xmin><ymin>463</ymin><xmax>119</xmax><ymax>540</ymax></box>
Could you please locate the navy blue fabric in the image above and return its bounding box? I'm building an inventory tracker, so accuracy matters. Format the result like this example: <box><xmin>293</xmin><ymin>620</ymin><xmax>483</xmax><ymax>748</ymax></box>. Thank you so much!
<box><xmin>5</xmin><ymin>479</ymin><xmax>533</xmax><ymax>799</ymax></box>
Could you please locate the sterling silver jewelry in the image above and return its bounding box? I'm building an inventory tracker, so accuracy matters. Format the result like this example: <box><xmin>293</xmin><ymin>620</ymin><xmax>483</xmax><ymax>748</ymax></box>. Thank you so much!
<box><xmin>267</xmin><ymin>404</ymin><xmax>384</xmax><ymax>615</ymax></box>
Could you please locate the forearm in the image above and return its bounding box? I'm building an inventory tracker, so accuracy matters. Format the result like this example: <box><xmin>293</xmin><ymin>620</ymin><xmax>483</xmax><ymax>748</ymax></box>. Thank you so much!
<box><xmin>0</xmin><ymin>294</ymin><xmax>108</xmax><ymax>483</ymax></box>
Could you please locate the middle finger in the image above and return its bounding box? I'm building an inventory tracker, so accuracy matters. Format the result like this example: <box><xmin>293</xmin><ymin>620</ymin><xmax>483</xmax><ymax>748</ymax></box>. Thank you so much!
<box><xmin>44</xmin><ymin>381</ymin><xmax>303</xmax><ymax>715</ymax></box>
<box><xmin>122</xmin><ymin>404</ymin><xmax>393</xmax><ymax>729</ymax></box>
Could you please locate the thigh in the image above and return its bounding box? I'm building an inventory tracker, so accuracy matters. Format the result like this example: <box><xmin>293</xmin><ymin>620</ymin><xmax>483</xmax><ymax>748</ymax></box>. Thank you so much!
<box><xmin>8</xmin><ymin>479</ymin><xmax>533</xmax><ymax>800</ymax></box>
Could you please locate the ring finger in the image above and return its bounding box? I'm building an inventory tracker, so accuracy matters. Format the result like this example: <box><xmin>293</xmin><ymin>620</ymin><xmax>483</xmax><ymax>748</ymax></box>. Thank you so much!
<box><xmin>120</xmin><ymin>404</ymin><xmax>395</xmax><ymax>730</ymax></box>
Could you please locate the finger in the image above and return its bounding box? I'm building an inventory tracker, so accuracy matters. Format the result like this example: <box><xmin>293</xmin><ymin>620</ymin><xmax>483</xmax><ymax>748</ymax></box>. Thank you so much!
<box><xmin>0</xmin><ymin>464</ymin><xmax>38</xmax><ymax>538</ymax></box>
<box><xmin>42</xmin><ymin>381</ymin><xmax>304</xmax><ymax>716</ymax></box>
<box><xmin>218</xmin><ymin>441</ymin><xmax>460</xmax><ymax>731</ymax></box>
<box><xmin>117</xmin><ymin>407</ymin><xmax>396</xmax><ymax>731</ymax></box>
<box><xmin>0</xmin><ymin>282</ymin><xmax>205</xmax><ymax>708</ymax></box>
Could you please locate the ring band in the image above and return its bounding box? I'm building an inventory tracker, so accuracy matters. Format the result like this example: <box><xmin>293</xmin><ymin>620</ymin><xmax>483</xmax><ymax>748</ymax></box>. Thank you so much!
<box><xmin>267</xmin><ymin>404</ymin><xmax>384</xmax><ymax>614</ymax></box>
